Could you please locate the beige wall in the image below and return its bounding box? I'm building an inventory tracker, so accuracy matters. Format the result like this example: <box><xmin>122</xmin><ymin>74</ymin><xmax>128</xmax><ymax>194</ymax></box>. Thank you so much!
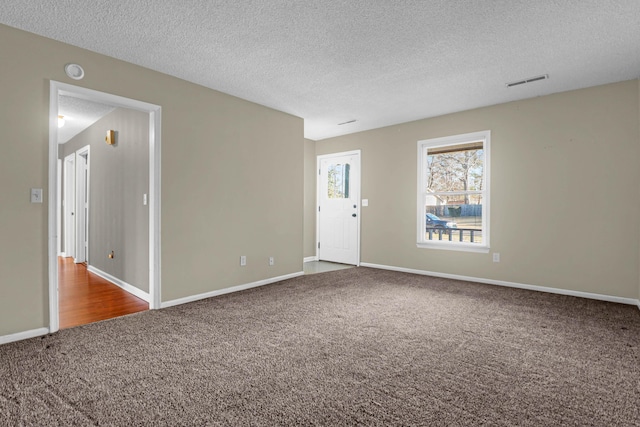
<box><xmin>316</xmin><ymin>80</ymin><xmax>640</xmax><ymax>300</ymax></box>
<box><xmin>0</xmin><ymin>24</ymin><xmax>303</xmax><ymax>336</ymax></box>
<box><xmin>303</xmin><ymin>138</ymin><xmax>317</xmax><ymax>259</ymax></box>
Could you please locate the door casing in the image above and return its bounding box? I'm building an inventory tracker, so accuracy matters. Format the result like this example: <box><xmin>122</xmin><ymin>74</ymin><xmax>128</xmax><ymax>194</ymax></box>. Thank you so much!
<box><xmin>74</xmin><ymin>146</ymin><xmax>89</xmax><ymax>264</ymax></box>
<box><xmin>63</xmin><ymin>153</ymin><xmax>75</xmax><ymax>259</ymax></box>
<box><xmin>48</xmin><ymin>81</ymin><xmax>162</xmax><ymax>333</ymax></box>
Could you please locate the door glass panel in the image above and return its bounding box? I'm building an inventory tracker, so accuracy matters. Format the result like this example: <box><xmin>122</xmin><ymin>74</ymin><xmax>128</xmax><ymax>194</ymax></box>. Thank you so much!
<box><xmin>327</xmin><ymin>163</ymin><xmax>350</xmax><ymax>199</ymax></box>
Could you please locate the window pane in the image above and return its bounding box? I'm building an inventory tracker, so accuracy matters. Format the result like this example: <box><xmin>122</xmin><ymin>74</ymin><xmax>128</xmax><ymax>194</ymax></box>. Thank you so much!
<box><xmin>425</xmin><ymin>195</ymin><xmax>483</xmax><ymax>243</ymax></box>
<box><xmin>418</xmin><ymin>131</ymin><xmax>489</xmax><ymax>250</ymax></box>
<box><xmin>426</xmin><ymin>143</ymin><xmax>483</xmax><ymax>193</ymax></box>
<box><xmin>328</xmin><ymin>163</ymin><xmax>350</xmax><ymax>199</ymax></box>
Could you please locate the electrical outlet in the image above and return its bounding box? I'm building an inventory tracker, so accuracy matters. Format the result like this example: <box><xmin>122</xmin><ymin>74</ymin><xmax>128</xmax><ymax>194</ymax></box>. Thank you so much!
<box><xmin>269</xmin><ymin>257</ymin><xmax>274</xmax><ymax>266</ymax></box>
<box><xmin>493</xmin><ymin>253</ymin><xmax>500</xmax><ymax>263</ymax></box>
<box><xmin>240</xmin><ymin>255</ymin><xmax>246</xmax><ymax>266</ymax></box>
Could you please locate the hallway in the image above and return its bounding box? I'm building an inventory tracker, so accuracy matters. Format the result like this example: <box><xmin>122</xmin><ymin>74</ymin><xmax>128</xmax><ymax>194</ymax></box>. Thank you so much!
<box><xmin>58</xmin><ymin>257</ymin><xmax>148</xmax><ymax>329</ymax></box>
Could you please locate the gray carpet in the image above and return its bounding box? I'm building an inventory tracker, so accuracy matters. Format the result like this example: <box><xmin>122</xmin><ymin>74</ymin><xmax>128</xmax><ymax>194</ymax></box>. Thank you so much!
<box><xmin>1</xmin><ymin>267</ymin><xmax>639</xmax><ymax>426</ymax></box>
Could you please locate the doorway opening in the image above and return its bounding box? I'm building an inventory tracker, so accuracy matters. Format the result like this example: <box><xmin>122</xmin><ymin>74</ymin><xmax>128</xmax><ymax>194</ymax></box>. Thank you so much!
<box><xmin>48</xmin><ymin>81</ymin><xmax>162</xmax><ymax>333</ymax></box>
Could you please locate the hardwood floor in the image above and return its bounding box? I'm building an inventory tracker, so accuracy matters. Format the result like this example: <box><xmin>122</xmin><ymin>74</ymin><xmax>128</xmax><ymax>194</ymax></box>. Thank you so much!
<box><xmin>58</xmin><ymin>257</ymin><xmax>148</xmax><ymax>329</ymax></box>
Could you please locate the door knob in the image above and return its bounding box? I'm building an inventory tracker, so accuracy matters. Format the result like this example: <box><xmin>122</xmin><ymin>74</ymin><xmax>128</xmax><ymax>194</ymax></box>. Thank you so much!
<box><xmin>352</xmin><ymin>213</ymin><xmax>357</xmax><ymax>217</ymax></box>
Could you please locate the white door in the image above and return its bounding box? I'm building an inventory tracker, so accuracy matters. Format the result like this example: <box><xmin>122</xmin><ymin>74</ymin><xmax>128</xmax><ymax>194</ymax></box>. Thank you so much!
<box><xmin>63</xmin><ymin>153</ymin><xmax>76</xmax><ymax>259</ymax></box>
<box><xmin>318</xmin><ymin>151</ymin><xmax>360</xmax><ymax>265</ymax></box>
<box><xmin>75</xmin><ymin>147</ymin><xmax>89</xmax><ymax>263</ymax></box>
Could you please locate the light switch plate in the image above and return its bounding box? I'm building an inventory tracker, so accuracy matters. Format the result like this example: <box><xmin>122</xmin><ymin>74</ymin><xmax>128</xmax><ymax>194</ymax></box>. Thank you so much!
<box><xmin>30</xmin><ymin>188</ymin><xmax>43</xmax><ymax>203</ymax></box>
<box><xmin>362</xmin><ymin>199</ymin><xmax>369</xmax><ymax>207</ymax></box>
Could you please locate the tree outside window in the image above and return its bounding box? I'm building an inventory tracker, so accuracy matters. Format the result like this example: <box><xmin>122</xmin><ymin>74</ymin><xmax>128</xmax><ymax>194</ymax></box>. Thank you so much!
<box><xmin>418</xmin><ymin>131</ymin><xmax>490</xmax><ymax>252</ymax></box>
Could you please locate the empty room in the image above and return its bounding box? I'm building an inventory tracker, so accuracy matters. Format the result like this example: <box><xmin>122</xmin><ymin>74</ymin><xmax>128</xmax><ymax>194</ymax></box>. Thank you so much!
<box><xmin>1</xmin><ymin>1</ymin><xmax>639</xmax><ymax>425</ymax></box>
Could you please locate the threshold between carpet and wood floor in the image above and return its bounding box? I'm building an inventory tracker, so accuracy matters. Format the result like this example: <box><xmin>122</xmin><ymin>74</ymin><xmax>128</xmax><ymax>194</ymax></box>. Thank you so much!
<box><xmin>1</xmin><ymin>267</ymin><xmax>639</xmax><ymax>425</ymax></box>
<box><xmin>58</xmin><ymin>257</ymin><xmax>148</xmax><ymax>329</ymax></box>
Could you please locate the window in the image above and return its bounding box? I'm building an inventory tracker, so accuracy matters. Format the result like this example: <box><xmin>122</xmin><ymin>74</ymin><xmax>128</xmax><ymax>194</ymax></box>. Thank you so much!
<box><xmin>327</xmin><ymin>163</ymin><xmax>350</xmax><ymax>199</ymax></box>
<box><xmin>417</xmin><ymin>131</ymin><xmax>490</xmax><ymax>252</ymax></box>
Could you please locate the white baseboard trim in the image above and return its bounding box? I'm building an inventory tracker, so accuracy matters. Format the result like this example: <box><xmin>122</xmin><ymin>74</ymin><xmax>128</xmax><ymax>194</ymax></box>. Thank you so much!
<box><xmin>0</xmin><ymin>327</ymin><xmax>49</xmax><ymax>346</ymax></box>
<box><xmin>360</xmin><ymin>262</ymin><xmax>640</xmax><ymax>307</ymax></box>
<box><xmin>304</xmin><ymin>256</ymin><xmax>318</xmax><ymax>263</ymax></box>
<box><xmin>87</xmin><ymin>265</ymin><xmax>151</xmax><ymax>303</ymax></box>
<box><xmin>161</xmin><ymin>271</ymin><xmax>305</xmax><ymax>309</ymax></box>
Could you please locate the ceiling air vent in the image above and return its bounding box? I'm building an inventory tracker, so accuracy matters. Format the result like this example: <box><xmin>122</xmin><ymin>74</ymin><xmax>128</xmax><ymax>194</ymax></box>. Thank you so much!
<box><xmin>506</xmin><ymin>74</ymin><xmax>549</xmax><ymax>88</ymax></box>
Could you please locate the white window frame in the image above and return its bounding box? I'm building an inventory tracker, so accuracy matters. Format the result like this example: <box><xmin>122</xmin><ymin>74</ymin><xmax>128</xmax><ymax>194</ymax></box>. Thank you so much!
<box><xmin>417</xmin><ymin>130</ymin><xmax>490</xmax><ymax>253</ymax></box>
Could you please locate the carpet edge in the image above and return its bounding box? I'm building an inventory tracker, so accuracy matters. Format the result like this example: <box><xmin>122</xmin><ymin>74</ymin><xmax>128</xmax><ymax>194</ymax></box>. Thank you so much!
<box><xmin>360</xmin><ymin>262</ymin><xmax>640</xmax><ymax>307</ymax></box>
<box><xmin>160</xmin><ymin>271</ymin><xmax>305</xmax><ymax>308</ymax></box>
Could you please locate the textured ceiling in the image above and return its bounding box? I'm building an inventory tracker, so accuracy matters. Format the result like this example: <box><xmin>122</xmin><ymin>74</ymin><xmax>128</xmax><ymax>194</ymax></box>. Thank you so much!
<box><xmin>3</xmin><ymin>1</ymin><xmax>640</xmax><ymax>140</ymax></box>
<box><xmin>58</xmin><ymin>96</ymin><xmax>115</xmax><ymax>144</ymax></box>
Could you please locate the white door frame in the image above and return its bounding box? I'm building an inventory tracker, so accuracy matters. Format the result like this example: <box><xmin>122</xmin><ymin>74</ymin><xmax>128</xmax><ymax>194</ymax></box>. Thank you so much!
<box><xmin>48</xmin><ymin>81</ymin><xmax>162</xmax><ymax>333</ymax></box>
<box><xmin>56</xmin><ymin>159</ymin><xmax>62</xmax><ymax>256</ymax></box>
<box><xmin>74</xmin><ymin>145</ymin><xmax>90</xmax><ymax>264</ymax></box>
<box><xmin>63</xmin><ymin>153</ymin><xmax>76</xmax><ymax>259</ymax></box>
<box><xmin>316</xmin><ymin>150</ymin><xmax>361</xmax><ymax>266</ymax></box>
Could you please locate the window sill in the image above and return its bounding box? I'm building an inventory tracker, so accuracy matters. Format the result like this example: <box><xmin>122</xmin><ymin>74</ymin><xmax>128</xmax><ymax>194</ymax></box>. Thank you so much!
<box><xmin>416</xmin><ymin>242</ymin><xmax>490</xmax><ymax>253</ymax></box>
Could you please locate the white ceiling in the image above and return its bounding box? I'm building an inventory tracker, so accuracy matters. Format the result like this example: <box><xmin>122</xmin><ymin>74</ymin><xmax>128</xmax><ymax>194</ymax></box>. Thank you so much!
<box><xmin>58</xmin><ymin>95</ymin><xmax>115</xmax><ymax>143</ymax></box>
<box><xmin>3</xmin><ymin>1</ymin><xmax>640</xmax><ymax>140</ymax></box>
